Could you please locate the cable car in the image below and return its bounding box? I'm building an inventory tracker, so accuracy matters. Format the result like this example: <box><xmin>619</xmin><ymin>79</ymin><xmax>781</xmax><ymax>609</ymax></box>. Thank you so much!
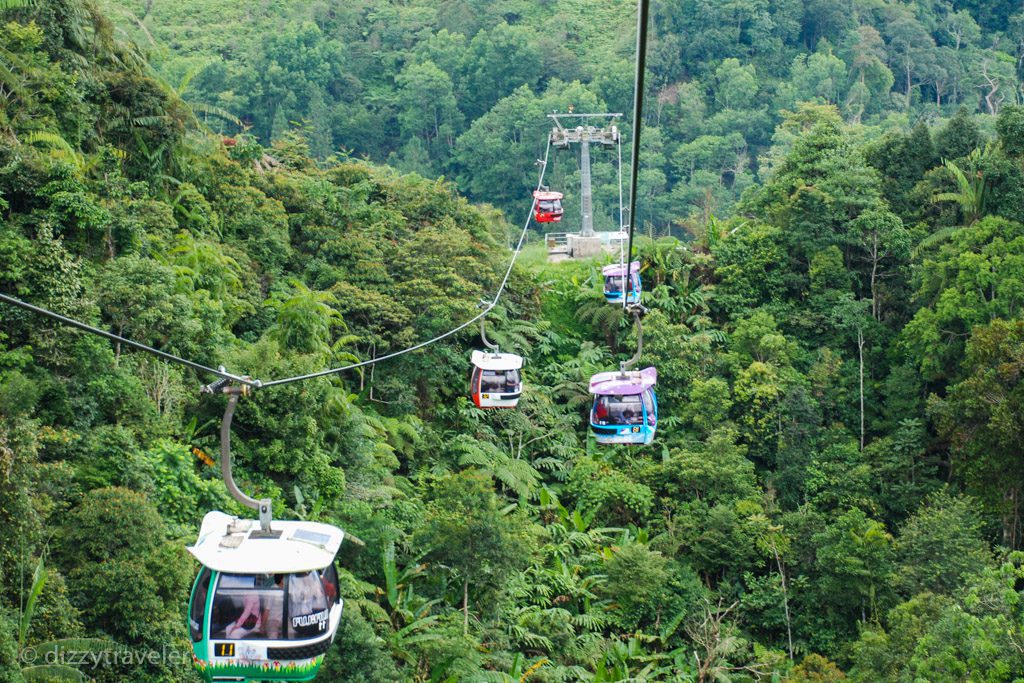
<box><xmin>188</xmin><ymin>511</ymin><xmax>345</xmax><ymax>683</ymax></box>
<box><xmin>470</xmin><ymin>349</ymin><xmax>523</xmax><ymax>409</ymax></box>
<box><xmin>533</xmin><ymin>190</ymin><xmax>564</xmax><ymax>223</ymax></box>
<box><xmin>602</xmin><ymin>261</ymin><xmax>642</xmax><ymax>305</ymax></box>
<box><xmin>589</xmin><ymin>367</ymin><xmax>657</xmax><ymax>445</ymax></box>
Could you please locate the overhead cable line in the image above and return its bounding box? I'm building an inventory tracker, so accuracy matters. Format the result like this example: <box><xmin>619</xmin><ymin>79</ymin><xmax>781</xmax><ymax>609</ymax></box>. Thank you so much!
<box><xmin>1</xmin><ymin>139</ymin><xmax>553</xmax><ymax>390</ymax></box>
<box><xmin>261</xmin><ymin>137</ymin><xmax>553</xmax><ymax>388</ymax></box>
<box><xmin>0</xmin><ymin>293</ymin><xmax>258</xmax><ymax>387</ymax></box>
<box><xmin>624</xmin><ymin>0</ymin><xmax>651</xmax><ymax>291</ymax></box>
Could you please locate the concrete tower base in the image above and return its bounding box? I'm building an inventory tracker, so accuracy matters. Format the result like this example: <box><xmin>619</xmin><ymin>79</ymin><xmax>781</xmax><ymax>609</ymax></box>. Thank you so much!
<box><xmin>568</xmin><ymin>235</ymin><xmax>603</xmax><ymax>259</ymax></box>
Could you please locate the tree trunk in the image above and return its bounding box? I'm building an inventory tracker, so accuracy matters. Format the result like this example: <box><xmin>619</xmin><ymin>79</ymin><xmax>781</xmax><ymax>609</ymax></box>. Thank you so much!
<box><xmin>772</xmin><ymin>540</ymin><xmax>794</xmax><ymax>661</ymax></box>
<box><xmin>1004</xmin><ymin>486</ymin><xmax>1021</xmax><ymax>549</ymax></box>
<box><xmin>870</xmin><ymin>232</ymin><xmax>880</xmax><ymax>320</ymax></box>
<box><xmin>462</xmin><ymin>576</ymin><xmax>469</xmax><ymax>636</ymax></box>
<box><xmin>905</xmin><ymin>62</ymin><xmax>913</xmax><ymax>110</ymax></box>
<box><xmin>858</xmin><ymin>328</ymin><xmax>866</xmax><ymax>451</ymax></box>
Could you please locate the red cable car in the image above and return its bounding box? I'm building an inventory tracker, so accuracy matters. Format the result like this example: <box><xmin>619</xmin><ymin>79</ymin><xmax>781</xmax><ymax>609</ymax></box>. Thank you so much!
<box><xmin>533</xmin><ymin>190</ymin><xmax>563</xmax><ymax>223</ymax></box>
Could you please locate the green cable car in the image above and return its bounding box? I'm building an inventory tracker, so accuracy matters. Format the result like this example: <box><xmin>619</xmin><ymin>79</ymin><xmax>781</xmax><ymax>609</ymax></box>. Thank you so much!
<box><xmin>188</xmin><ymin>511</ymin><xmax>345</xmax><ymax>682</ymax></box>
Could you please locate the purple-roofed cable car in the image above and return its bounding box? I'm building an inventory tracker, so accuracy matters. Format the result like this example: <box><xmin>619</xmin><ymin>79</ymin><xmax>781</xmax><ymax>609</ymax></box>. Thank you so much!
<box><xmin>602</xmin><ymin>261</ymin><xmax>641</xmax><ymax>305</ymax></box>
<box><xmin>588</xmin><ymin>367</ymin><xmax>657</xmax><ymax>445</ymax></box>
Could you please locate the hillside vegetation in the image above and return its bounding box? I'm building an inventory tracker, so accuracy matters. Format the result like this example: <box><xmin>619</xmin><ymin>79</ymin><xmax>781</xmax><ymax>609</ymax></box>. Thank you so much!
<box><xmin>104</xmin><ymin>0</ymin><xmax>1024</xmax><ymax>233</ymax></box>
<box><xmin>2</xmin><ymin>1</ymin><xmax>1024</xmax><ymax>682</ymax></box>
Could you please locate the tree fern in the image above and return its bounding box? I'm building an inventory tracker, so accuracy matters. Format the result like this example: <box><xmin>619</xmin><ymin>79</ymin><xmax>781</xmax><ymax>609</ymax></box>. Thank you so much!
<box><xmin>454</xmin><ymin>435</ymin><xmax>540</xmax><ymax>499</ymax></box>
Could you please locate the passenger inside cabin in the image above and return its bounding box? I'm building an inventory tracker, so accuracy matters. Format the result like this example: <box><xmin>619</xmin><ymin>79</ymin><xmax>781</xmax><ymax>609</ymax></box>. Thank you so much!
<box><xmin>262</xmin><ymin>574</ymin><xmax>285</xmax><ymax>640</ymax></box>
<box><xmin>288</xmin><ymin>571</ymin><xmax>330</xmax><ymax>639</ymax></box>
<box><xmin>538</xmin><ymin>197</ymin><xmax>562</xmax><ymax>213</ymax></box>
<box><xmin>481</xmin><ymin>370</ymin><xmax>505</xmax><ymax>392</ymax></box>
<box><xmin>224</xmin><ymin>592</ymin><xmax>262</xmax><ymax>639</ymax></box>
<box><xmin>481</xmin><ymin>369</ymin><xmax>520</xmax><ymax>393</ymax></box>
<box><xmin>212</xmin><ymin>573</ymin><xmax>285</xmax><ymax>640</ymax></box>
<box><xmin>593</xmin><ymin>395</ymin><xmax>644</xmax><ymax>425</ymax></box>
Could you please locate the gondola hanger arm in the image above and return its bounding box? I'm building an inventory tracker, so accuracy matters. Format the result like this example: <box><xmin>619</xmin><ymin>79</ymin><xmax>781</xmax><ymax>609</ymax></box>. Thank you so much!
<box><xmin>210</xmin><ymin>378</ymin><xmax>279</xmax><ymax>537</ymax></box>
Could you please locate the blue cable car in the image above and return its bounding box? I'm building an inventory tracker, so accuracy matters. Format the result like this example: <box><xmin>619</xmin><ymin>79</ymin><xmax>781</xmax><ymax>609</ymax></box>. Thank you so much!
<box><xmin>602</xmin><ymin>261</ymin><xmax>641</xmax><ymax>304</ymax></box>
<box><xmin>588</xmin><ymin>367</ymin><xmax>658</xmax><ymax>445</ymax></box>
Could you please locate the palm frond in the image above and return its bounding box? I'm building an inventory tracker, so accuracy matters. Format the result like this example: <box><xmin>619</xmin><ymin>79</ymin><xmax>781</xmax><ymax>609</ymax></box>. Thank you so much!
<box><xmin>189</xmin><ymin>102</ymin><xmax>243</xmax><ymax>127</ymax></box>
<box><xmin>19</xmin><ymin>555</ymin><xmax>46</xmax><ymax>649</ymax></box>
<box><xmin>912</xmin><ymin>225</ymin><xmax>960</xmax><ymax>258</ymax></box>
<box><xmin>132</xmin><ymin>115</ymin><xmax>172</xmax><ymax>128</ymax></box>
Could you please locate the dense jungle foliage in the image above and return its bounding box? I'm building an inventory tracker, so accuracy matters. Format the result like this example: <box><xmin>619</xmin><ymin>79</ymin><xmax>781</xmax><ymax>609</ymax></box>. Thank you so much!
<box><xmin>104</xmin><ymin>0</ymin><xmax>1024</xmax><ymax>233</ymax></box>
<box><xmin>3</xmin><ymin>0</ymin><xmax>1024</xmax><ymax>681</ymax></box>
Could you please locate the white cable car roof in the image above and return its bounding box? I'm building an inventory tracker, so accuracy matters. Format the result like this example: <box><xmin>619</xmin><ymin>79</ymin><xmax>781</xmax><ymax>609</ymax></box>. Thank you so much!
<box><xmin>188</xmin><ymin>511</ymin><xmax>344</xmax><ymax>574</ymax></box>
<box><xmin>532</xmin><ymin>190</ymin><xmax>563</xmax><ymax>201</ymax></box>
<box><xmin>471</xmin><ymin>349</ymin><xmax>523</xmax><ymax>371</ymax></box>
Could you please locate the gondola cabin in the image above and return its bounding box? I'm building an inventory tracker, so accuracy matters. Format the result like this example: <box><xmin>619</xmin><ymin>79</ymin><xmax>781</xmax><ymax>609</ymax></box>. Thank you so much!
<box><xmin>188</xmin><ymin>511</ymin><xmax>345</xmax><ymax>683</ymax></box>
<box><xmin>470</xmin><ymin>349</ymin><xmax>523</xmax><ymax>409</ymax></box>
<box><xmin>602</xmin><ymin>261</ymin><xmax>642</xmax><ymax>304</ymax></box>
<box><xmin>589</xmin><ymin>367</ymin><xmax>658</xmax><ymax>445</ymax></box>
<box><xmin>533</xmin><ymin>190</ymin><xmax>564</xmax><ymax>223</ymax></box>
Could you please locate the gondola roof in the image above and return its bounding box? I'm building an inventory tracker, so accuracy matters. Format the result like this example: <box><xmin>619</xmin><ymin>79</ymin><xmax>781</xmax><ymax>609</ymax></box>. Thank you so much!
<box><xmin>602</xmin><ymin>261</ymin><xmax>641</xmax><ymax>278</ymax></box>
<box><xmin>532</xmin><ymin>190</ymin><xmax>563</xmax><ymax>201</ymax></box>
<box><xmin>188</xmin><ymin>511</ymin><xmax>344</xmax><ymax>574</ymax></box>
<box><xmin>589</xmin><ymin>367</ymin><xmax>657</xmax><ymax>396</ymax></box>
<box><xmin>471</xmin><ymin>349</ymin><xmax>523</xmax><ymax>370</ymax></box>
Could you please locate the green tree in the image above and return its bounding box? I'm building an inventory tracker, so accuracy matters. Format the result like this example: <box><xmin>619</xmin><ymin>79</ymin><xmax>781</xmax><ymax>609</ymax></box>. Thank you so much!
<box><xmin>902</xmin><ymin>217</ymin><xmax>1024</xmax><ymax>381</ymax></box>
<box><xmin>931</xmin><ymin>319</ymin><xmax>1024</xmax><ymax>548</ymax></box>
<box><xmin>266</xmin><ymin>279</ymin><xmax>344</xmax><ymax>355</ymax></box>
<box><xmin>850</xmin><ymin>208</ymin><xmax>909</xmax><ymax>320</ymax></box>
<box><xmin>934</xmin><ymin>107</ymin><xmax>982</xmax><ymax>161</ymax></box>
<box><xmin>787</xmin><ymin>43</ymin><xmax>847</xmax><ymax>105</ymax></box>
<box><xmin>932</xmin><ymin>147</ymin><xmax>992</xmax><ymax>226</ymax></box>
<box><xmin>416</xmin><ymin>471</ymin><xmax>532</xmax><ymax>635</ymax></box>
<box><xmin>395</xmin><ymin>61</ymin><xmax>462</xmax><ymax>163</ymax></box>
<box><xmin>895</xmin><ymin>491</ymin><xmax>991</xmax><ymax>596</ymax></box>
<box><xmin>812</xmin><ymin>508</ymin><xmax>894</xmax><ymax>627</ymax></box>
<box><xmin>56</xmin><ymin>487</ymin><xmax>192</xmax><ymax>672</ymax></box>
<box><xmin>713</xmin><ymin>58</ymin><xmax>758</xmax><ymax>110</ymax></box>
<box><xmin>865</xmin><ymin>122</ymin><xmax>937</xmax><ymax>220</ymax></box>
<box><xmin>996</xmin><ymin>103</ymin><xmax>1024</xmax><ymax>157</ymax></box>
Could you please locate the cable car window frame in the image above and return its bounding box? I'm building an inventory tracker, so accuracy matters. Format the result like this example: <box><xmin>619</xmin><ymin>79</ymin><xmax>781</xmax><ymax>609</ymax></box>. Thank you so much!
<box><xmin>642</xmin><ymin>390</ymin><xmax>656</xmax><ymax>426</ymax></box>
<box><xmin>320</xmin><ymin>563</ymin><xmax>340</xmax><ymax>608</ymax></box>
<box><xmin>189</xmin><ymin>567</ymin><xmax>212</xmax><ymax>642</ymax></box>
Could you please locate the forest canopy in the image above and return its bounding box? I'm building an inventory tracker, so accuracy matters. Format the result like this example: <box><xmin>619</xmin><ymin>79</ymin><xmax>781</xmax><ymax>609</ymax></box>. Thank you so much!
<box><xmin>2</xmin><ymin>0</ymin><xmax>1024</xmax><ymax>681</ymax></box>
